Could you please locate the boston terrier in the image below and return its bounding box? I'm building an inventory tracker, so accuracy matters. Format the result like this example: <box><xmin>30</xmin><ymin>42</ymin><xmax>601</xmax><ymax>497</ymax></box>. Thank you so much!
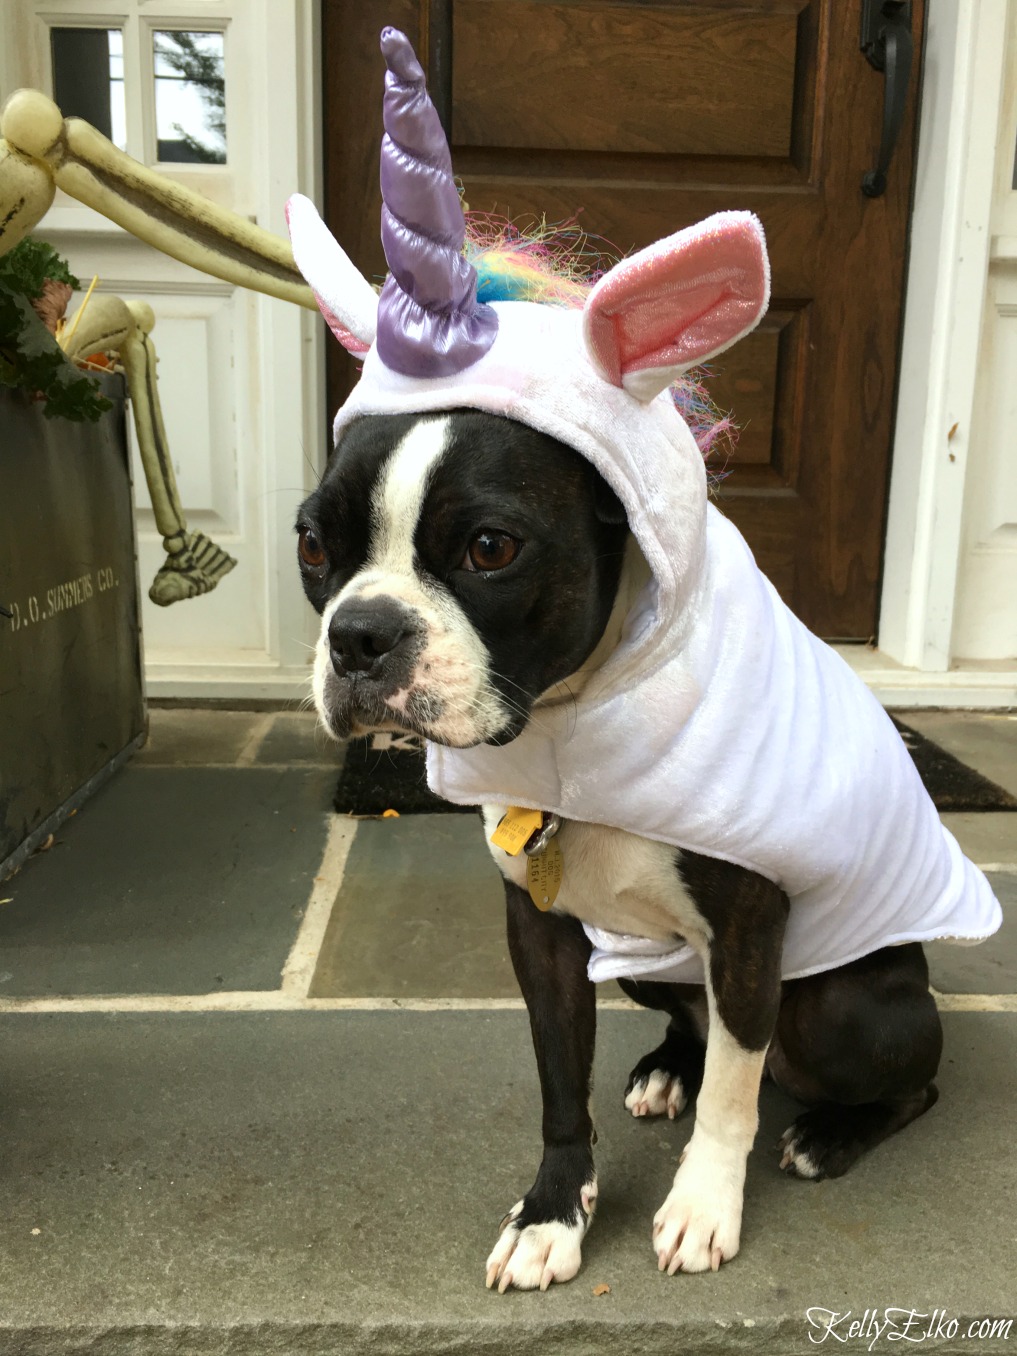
<box><xmin>287</xmin><ymin>26</ymin><xmax>1000</xmax><ymax>1292</ymax></box>
<box><xmin>297</xmin><ymin>408</ymin><xmax>950</xmax><ymax>1289</ymax></box>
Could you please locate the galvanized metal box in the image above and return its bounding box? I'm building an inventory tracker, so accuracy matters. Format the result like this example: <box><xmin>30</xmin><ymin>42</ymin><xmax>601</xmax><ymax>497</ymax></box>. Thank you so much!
<box><xmin>1</xmin><ymin>375</ymin><xmax>146</xmax><ymax>880</ymax></box>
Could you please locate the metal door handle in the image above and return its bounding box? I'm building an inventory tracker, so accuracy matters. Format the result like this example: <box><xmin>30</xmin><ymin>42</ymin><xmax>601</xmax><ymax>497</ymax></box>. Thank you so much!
<box><xmin>860</xmin><ymin>0</ymin><xmax>914</xmax><ymax>198</ymax></box>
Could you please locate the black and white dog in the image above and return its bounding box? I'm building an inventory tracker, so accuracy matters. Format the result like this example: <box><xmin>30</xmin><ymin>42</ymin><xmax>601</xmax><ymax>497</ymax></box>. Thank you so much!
<box><xmin>296</xmin><ymin>408</ymin><xmax>943</xmax><ymax>1291</ymax></box>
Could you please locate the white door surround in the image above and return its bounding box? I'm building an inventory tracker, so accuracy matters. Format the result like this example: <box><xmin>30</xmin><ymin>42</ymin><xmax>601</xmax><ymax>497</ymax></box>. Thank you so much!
<box><xmin>876</xmin><ymin>0</ymin><xmax>1017</xmax><ymax>707</ymax></box>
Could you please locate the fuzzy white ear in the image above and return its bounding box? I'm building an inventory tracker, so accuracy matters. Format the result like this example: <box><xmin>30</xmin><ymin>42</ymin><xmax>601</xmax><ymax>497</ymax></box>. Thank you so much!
<box><xmin>583</xmin><ymin>211</ymin><xmax>770</xmax><ymax>403</ymax></box>
<box><xmin>285</xmin><ymin>193</ymin><xmax>378</xmax><ymax>355</ymax></box>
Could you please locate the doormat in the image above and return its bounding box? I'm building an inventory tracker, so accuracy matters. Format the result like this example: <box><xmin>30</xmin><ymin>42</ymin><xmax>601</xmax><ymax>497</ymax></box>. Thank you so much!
<box><xmin>890</xmin><ymin>718</ymin><xmax>1017</xmax><ymax>812</ymax></box>
<box><xmin>334</xmin><ymin>720</ymin><xmax>1017</xmax><ymax>818</ymax></box>
<box><xmin>334</xmin><ymin>732</ymin><xmax>476</xmax><ymax>817</ymax></box>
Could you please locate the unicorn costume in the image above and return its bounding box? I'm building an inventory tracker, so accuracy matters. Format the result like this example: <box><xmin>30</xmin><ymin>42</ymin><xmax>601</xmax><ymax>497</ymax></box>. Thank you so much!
<box><xmin>287</xmin><ymin>28</ymin><xmax>1001</xmax><ymax>986</ymax></box>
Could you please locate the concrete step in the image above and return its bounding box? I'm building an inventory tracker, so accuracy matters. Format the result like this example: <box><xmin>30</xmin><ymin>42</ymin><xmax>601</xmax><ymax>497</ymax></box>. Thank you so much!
<box><xmin>1</xmin><ymin>1008</ymin><xmax>1014</xmax><ymax>1355</ymax></box>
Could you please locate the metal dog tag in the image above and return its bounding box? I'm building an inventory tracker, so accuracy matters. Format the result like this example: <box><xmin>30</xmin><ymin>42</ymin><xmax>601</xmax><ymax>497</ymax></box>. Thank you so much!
<box><xmin>527</xmin><ymin>838</ymin><xmax>563</xmax><ymax>911</ymax></box>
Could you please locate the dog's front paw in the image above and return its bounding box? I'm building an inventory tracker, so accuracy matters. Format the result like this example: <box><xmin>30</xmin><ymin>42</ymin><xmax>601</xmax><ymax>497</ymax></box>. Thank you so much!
<box><xmin>652</xmin><ymin>1148</ymin><xmax>743</xmax><ymax>1275</ymax></box>
<box><xmin>485</xmin><ymin>1182</ymin><xmax>596</xmax><ymax>1293</ymax></box>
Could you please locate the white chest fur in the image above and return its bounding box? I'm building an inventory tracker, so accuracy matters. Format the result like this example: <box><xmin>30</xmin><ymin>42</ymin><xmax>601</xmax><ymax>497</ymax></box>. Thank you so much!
<box><xmin>481</xmin><ymin>806</ymin><xmax>707</xmax><ymax>948</ymax></box>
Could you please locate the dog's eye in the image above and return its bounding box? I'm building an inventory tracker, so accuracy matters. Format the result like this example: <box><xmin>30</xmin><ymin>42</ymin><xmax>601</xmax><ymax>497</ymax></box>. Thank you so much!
<box><xmin>464</xmin><ymin>531</ymin><xmax>520</xmax><ymax>573</ymax></box>
<box><xmin>298</xmin><ymin>526</ymin><xmax>327</xmax><ymax>571</ymax></box>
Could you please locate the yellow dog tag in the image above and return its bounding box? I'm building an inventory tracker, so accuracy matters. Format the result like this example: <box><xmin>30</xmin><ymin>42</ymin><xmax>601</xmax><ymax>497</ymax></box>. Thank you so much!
<box><xmin>490</xmin><ymin>806</ymin><xmax>543</xmax><ymax>856</ymax></box>
<box><xmin>527</xmin><ymin>838</ymin><xmax>564</xmax><ymax>911</ymax></box>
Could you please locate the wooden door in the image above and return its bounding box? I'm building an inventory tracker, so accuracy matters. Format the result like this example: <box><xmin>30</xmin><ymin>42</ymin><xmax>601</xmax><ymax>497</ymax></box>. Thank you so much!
<box><xmin>322</xmin><ymin>0</ymin><xmax>925</xmax><ymax>638</ymax></box>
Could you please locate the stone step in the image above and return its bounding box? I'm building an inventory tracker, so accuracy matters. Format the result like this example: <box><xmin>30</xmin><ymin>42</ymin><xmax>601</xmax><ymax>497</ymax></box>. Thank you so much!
<box><xmin>1</xmin><ymin>1008</ymin><xmax>1014</xmax><ymax>1355</ymax></box>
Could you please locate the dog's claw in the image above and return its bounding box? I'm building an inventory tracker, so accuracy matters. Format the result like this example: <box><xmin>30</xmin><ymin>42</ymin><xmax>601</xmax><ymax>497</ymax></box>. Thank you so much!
<box><xmin>711</xmin><ymin>1246</ymin><xmax>723</xmax><ymax>1272</ymax></box>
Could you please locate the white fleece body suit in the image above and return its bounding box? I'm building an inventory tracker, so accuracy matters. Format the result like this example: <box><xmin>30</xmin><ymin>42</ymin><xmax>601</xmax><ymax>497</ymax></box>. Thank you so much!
<box><xmin>332</xmin><ymin>299</ymin><xmax>1002</xmax><ymax>987</ymax></box>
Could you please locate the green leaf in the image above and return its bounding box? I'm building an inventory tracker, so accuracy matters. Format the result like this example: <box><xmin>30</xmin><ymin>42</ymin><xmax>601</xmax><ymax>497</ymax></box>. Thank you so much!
<box><xmin>0</xmin><ymin>236</ymin><xmax>79</xmax><ymax>299</ymax></box>
<box><xmin>0</xmin><ymin>290</ymin><xmax>111</xmax><ymax>423</ymax></box>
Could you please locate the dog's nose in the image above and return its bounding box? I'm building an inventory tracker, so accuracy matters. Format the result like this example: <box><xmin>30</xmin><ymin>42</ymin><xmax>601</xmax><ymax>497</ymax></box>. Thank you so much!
<box><xmin>328</xmin><ymin>599</ymin><xmax>412</xmax><ymax>677</ymax></box>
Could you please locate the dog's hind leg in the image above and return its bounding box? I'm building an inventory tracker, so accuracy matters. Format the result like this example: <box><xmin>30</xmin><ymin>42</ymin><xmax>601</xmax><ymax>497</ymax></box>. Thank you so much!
<box><xmin>486</xmin><ymin>880</ymin><xmax>597</xmax><ymax>1293</ymax></box>
<box><xmin>617</xmin><ymin>980</ymin><xmax>705</xmax><ymax>1120</ymax></box>
<box><xmin>769</xmin><ymin>943</ymin><xmax>943</xmax><ymax>1181</ymax></box>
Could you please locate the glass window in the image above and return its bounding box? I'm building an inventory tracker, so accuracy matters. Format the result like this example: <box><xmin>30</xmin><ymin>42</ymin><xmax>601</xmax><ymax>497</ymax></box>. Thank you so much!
<box><xmin>51</xmin><ymin>27</ymin><xmax>127</xmax><ymax>151</ymax></box>
<box><xmin>153</xmin><ymin>30</ymin><xmax>226</xmax><ymax>164</ymax></box>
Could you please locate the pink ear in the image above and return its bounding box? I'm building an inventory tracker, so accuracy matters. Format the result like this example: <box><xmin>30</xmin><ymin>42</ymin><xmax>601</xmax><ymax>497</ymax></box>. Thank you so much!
<box><xmin>285</xmin><ymin>194</ymin><xmax>378</xmax><ymax>356</ymax></box>
<box><xmin>314</xmin><ymin>297</ymin><xmax>372</xmax><ymax>357</ymax></box>
<box><xmin>583</xmin><ymin>212</ymin><xmax>769</xmax><ymax>402</ymax></box>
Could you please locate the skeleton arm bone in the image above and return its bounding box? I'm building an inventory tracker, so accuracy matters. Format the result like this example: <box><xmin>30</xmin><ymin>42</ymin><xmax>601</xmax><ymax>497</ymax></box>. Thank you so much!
<box><xmin>0</xmin><ymin>89</ymin><xmax>315</xmax><ymax>309</ymax></box>
<box><xmin>60</xmin><ymin>294</ymin><xmax>237</xmax><ymax>605</ymax></box>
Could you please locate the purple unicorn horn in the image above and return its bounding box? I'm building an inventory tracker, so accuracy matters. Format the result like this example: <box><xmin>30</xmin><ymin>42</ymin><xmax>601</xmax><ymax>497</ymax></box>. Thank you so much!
<box><xmin>376</xmin><ymin>27</ymin><xmax>497</xmax><ymax>377</ymax></box>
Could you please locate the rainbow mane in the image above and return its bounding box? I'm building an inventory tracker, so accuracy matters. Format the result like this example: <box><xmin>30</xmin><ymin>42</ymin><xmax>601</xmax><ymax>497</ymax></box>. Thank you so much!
<box><xmin>466</xmin><ymin>213</ymin><xmax>603</xmax><ymax>308</ymax></box>
<box><xmin>464</xmin><ymin>212</ymin><xmax>736</xmax><ymax>477</ymax></box>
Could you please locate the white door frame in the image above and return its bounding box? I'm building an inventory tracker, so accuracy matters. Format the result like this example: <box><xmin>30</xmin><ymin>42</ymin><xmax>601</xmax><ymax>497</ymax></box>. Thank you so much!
<box><xmin>873</xmin><ymin>0</ymin><xmax>1017</xmax><ymax>706</ymax></box>
<box><xmin>144</xmin><ymin>0</ymin><xmax>326</xmax><ymax>699</ymax></box>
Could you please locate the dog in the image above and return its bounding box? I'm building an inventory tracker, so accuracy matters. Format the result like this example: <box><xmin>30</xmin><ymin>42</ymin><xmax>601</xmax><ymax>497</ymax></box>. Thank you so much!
<box><xmin>297</xmin><ymin>407</ymin><xmax>945</xmax><ymax>1289</ymax></box>
<box><xmin>288</xmin><ymin>24</ymin><xmax>1000</xmax><ymax>1293</ymax></box>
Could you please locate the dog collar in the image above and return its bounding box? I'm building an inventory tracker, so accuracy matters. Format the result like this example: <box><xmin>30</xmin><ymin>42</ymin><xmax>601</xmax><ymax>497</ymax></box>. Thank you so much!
<box><xmin>524</xmin><ymin>812</ymin><xmax>562</xmax><ymax>858</ymax></box>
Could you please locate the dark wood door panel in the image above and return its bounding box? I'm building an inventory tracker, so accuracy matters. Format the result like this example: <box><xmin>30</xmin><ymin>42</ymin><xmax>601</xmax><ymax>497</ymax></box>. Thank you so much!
<box><xmin>708</xmin><ymin>306</ymin><xmax>809</xmax><ymax>492</ymax></box>
<box><xmin>720</xmin><ymin>495</ymin><xmax>796</xmax><ymax>603</ymax></box>
<box><xmin>453</xmin><ymin>1</ymin><xmax>802</xmax><ymax>157</ymax></box>
<box><xmin>323</xmin><ymin>0</ymin><xmax>924</xmax><ymax>637</ymax></box>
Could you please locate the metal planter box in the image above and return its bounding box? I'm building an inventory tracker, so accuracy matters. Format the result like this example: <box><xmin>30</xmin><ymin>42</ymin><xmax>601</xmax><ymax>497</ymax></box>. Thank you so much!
<box><xmin>1</xmin><ymin>375</ymin><xmax>146</xmax><ymax>880</ymax></box>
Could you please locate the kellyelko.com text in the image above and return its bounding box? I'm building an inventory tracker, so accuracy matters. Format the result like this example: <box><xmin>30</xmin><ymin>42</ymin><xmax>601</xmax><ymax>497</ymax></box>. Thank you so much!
<box><xmin>807</xmin><ymin>1309</ymin><xmax>1012</xmax><ymax>1348</ymax></box>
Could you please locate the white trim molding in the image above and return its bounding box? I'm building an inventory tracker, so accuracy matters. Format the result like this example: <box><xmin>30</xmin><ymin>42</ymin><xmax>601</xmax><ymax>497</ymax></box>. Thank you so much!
<box><xmin>879</xmin><ymin>0</ymin><xmax>1011</xmax><ymax>682</ymax></box>
<box><xmin>837</xmin><ymin>647</ymin><xmax>1017</xmax><ymax>710</ymax></box>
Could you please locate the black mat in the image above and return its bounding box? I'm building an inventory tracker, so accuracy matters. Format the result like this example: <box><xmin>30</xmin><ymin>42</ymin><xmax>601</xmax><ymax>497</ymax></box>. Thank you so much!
<box><xmin>333</xmin><ymin>721</ymin><xmax>1017</xmax><ymax>816</ymax></box>
<box><xmin>890</xmin><ymin>718</ymin><xmax>1017</xmax><ymax>812</ymax></box>
<box><xmin>333</xmin><ymin>733</ymin><xmax>475</xmax><ymax>817</ymax></box>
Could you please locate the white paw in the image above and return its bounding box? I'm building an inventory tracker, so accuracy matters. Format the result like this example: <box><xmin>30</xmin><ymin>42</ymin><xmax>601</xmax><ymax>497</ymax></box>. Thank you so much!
<box><xmin>778</xmin><ymin>1124</ymin><xmax>820</xmax><ymax>1179</ymax></box>
<box><xmin>485</xmin><ymin>1184</ymin><xmax>596</xmax><ymax>1293</ymax></box>
<box><xmin>625</xmin><ymin>1069</ymin><xmax>687</xmax><ymax>1120</ymax></box>
<box><xmin>652</xmin><ymin>1148</ymin><xmax>743</xmax><ymax>1275</ymax></box>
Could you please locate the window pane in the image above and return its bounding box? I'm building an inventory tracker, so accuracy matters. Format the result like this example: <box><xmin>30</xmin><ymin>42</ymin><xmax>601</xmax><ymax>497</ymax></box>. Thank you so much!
<box><xmin>51</xmin><ymin>27</ymin><xmax>127</xmax><ymax>151</ymax></box>
<box><xmin>153</xmin><ymin>30</ymin><xmax>226</xmax><ymax>164</ymax></box>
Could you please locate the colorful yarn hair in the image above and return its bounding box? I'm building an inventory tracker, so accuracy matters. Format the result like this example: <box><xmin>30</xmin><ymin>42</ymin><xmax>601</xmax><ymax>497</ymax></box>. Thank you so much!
<box><xmin>465</xmin><ymin>212</ymin><xmax>607</xmax><ymax>308</ymax></box>
<box><xmin>464</xmin><ymin>211</ymin><xmax>737</xmax><ymax>479</ymax></box>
